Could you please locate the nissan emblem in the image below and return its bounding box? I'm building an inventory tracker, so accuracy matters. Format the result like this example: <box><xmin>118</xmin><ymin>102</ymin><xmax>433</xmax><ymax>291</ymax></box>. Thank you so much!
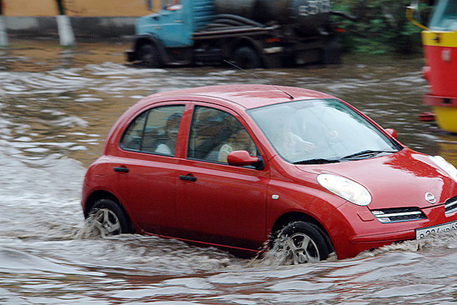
<box><xmin>425</xmin><ymin>192</ymin><xmax>437</xmax><ymax>204</ymax></box>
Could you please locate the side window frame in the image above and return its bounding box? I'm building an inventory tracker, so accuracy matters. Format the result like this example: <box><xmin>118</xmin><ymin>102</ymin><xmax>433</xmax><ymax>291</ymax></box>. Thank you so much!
<box><xmin>120</xmin><ymin>104</ymin><xmax>185</xmax><ymax>157</ymax></box>
<box><xmin>120</xmin><ymin>110</ymin><xmax>149</xmax><ymax>152</ymax></box>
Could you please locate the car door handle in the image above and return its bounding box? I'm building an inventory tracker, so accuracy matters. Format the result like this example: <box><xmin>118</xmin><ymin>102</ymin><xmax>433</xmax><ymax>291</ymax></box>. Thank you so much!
<box><xmin>114</xmin><ymin>166</ymin><xmax>129</xmax><ymax>173</ymax></box>
<box><xmin>180</xmin><ymin>174</ymin><xmax>197</xmax><ymax>182</ymax></box>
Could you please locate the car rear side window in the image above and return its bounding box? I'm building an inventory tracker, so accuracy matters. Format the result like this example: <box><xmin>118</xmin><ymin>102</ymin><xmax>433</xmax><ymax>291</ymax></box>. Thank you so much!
<box><xmin>188</xmin><ymin>106</ymin><xmax>257</xmax><ymax>163</ymax></box>
<box><xmin>121</xmin><ymin>105</ymin><xmax>185</xmax><ymax>156</ymax></box>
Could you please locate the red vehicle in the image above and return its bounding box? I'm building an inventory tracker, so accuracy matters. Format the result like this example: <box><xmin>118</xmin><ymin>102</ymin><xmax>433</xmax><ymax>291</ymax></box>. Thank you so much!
<box><xmin>82</xmin><ymin>85</ymin><xmax>457</xmax><ymax>263</ymax></box>
<box><xmin>407</xmin><ymin>0</ymin><xmax>457</xmax><ymax>132</ymax></box>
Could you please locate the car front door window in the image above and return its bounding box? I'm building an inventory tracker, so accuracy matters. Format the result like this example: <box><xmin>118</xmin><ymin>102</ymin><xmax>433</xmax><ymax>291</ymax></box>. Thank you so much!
<box><xmin>188</xmin><ymin>106</ymin><xmax>257</xmax><ymax>163</ymax></box>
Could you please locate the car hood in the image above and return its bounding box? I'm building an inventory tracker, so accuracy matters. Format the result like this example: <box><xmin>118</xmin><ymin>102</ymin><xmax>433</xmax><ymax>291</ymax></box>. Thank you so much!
<box><xmin>295</xmin><ymin>149</ymin><xmax>457</xmax><ymax>210</ymax></box>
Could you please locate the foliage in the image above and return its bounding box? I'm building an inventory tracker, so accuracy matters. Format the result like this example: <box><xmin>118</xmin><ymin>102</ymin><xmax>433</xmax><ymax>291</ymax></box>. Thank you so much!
<box><xmin>332</xmin><ymin>0</ymin><xmax>433</xmax><ymax>54</ymax></box>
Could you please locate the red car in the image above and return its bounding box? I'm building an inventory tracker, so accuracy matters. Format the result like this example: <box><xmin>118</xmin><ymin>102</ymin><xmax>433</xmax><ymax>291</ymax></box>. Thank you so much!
<box><xmin>82</xmin><ymin>85</ymin><xmax>457</xmax><ymax>263</ymax></box>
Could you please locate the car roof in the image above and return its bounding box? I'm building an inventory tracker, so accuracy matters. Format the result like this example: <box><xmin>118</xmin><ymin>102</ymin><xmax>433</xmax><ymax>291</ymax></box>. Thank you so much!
<box><xmin>139</xmin><ymin>84</ymin><xmax>335</xmax><ymax>110</ymax></box>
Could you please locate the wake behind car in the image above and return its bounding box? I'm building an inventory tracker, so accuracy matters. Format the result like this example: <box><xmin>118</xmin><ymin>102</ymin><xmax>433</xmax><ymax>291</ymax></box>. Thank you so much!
<box><xmin>82</xmin><ymin>84</ymin><xmax>457</xmax><ymax>263</ymax></box>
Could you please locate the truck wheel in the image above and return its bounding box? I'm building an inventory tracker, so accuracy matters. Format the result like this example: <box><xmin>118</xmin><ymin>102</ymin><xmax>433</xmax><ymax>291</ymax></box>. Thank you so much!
<box><xmin>138</xmin><ymin>44</ymin><xmax>162</xmax><ymax>68</ymax></box>
<box><xmin>233</xmin><ymin>46</ymin><xmax>262</xmax><ymax>69</ymax></box>
<box><xmin>274</xmin><ymin>221</ymin><xmax>330</xmax><ymax>264</ymax></box>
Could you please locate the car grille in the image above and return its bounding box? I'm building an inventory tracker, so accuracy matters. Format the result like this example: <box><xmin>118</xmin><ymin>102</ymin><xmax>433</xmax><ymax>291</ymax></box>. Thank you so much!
<box><xmin>445</xmin><ymin>196</ymin><xmax>457</xmax><ymax>214</ymax></box>
<box><xmin>372</xmin><ymin>207</ymin><xmax>426</xmax><ymax>223</ymax></box>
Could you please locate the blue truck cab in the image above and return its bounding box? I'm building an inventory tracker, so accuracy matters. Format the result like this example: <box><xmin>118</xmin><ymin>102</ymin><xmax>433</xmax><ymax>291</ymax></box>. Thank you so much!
<box><xmin>136</xmin><ymin>0</ymin><xmax>214</xmax><ymax>48</ymax></box>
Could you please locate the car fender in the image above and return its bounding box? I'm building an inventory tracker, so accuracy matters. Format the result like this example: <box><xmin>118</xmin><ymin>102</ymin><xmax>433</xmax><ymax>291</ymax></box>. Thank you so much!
<box><xmin>82</xmin><ymin>161</ymin><xmax>132</xmax><ymax>218</ymax></box>
<box><xmin>266</xmin><ymin>177</ymin><xmax>344</xmax><ymax>239</ymax></box>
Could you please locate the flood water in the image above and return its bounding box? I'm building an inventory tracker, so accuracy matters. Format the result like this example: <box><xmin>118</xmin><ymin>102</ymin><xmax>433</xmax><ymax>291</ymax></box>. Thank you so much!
<box><xmin>1</xmin><ymin>39</ymin><xmax>457</xmax><ymax>304</ymax></box>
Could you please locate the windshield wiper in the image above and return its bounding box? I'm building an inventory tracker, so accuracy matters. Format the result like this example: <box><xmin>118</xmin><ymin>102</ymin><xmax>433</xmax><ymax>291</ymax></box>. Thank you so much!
<box><xmin>341</xmin><ymin>150</ymin><xmax>397</xmax><ymax>160</ymax></box>
<box><xmin>294</xmin><ymin>150</ymin><xmax>397</xmax><ymax>164</ymax></box>
<box><xmin>294</xmin><ymin>158</ymin><xmax>340</xmax><ymax>165</ymax></box>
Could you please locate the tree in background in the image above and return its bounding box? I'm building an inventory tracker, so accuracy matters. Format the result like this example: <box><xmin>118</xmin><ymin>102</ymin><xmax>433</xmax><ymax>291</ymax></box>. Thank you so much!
<box><xmin>334</xmin><ymin>0</ymin><xmax>432</xmax><ymax>54</ymax></box>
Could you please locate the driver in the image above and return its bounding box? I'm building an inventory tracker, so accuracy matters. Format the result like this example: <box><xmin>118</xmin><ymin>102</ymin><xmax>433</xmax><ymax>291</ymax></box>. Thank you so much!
<box><xmin>269</xmin><ymin>114</ymin><xmax>315</xmax><ymax>162</ymax></box>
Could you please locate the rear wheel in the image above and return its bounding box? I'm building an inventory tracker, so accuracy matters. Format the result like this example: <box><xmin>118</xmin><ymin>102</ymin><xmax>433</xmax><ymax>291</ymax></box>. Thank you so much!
<box><xmin>274</xmin><ymin>221</ymin><xmax>330</xmax><ymax>264</ymax></box>
<box><xmin>138</xmin><ymin>44</ymin><xmax>162</xmax><ymax>68</ymax></box>
<box><xmin>232</xmin><ymin>46</ymin><xmax>262</xmax><ymax>69</ymax></box>
<box><xmin>88</xmin><ymin>199</ymin><xmax>134</xmax><ymax>237</ymax></box>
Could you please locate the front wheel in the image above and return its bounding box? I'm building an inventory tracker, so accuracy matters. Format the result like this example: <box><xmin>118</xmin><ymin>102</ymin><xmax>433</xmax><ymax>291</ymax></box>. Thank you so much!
<box><xmin>138</xmin><ymin>44</ymin><xmax>162</xmax><ymax>68</ymax></box>
<box><xmin>88</xmin><ymin>199</ymin><xmax>134</xmax><ymax>237</ymax></box>
<box><xmin>274</xmin><ymin>221</ymin><xmax>330</xmax><ymax>264</ymax></box>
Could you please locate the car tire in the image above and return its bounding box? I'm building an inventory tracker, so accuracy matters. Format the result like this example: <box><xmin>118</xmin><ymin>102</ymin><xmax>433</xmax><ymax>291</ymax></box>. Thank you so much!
<box><xmin>89</xmin><ymin>199</ymin><xmax>134</xmax><ymax>237</ymax></box>
<box><xmin>232</xmin><ymin>46</ymin><xmax>262</xmax><ymax>69</ymax></box>
<box><xmin>274</xmin><ymin>221</ymin><xmax>330</xmax><ymax>264</ymax></box>
<box><xmin>138</xmin><ymin>44</ymin><xmax>162</xmax><ymax>68</ymax></box>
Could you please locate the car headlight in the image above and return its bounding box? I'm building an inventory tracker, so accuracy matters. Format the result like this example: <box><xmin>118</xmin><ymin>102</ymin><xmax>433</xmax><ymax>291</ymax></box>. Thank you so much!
<box><xmin>429</xmin><ymin>155</ymin><xmax>457</xmax><ymax>182</ymax></box>
<box><xmin>317</xmin><ymin>174</ymin><xmax>372</xmax><ymax>206</ymax></box>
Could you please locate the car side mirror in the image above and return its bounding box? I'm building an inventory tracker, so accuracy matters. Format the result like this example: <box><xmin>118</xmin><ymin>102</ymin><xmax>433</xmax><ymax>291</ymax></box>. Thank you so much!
<box><xmin>227</xmin><ymin>150</ymin><xmax>263</xmax><ymax>169</ymax></box>
<box><xmin>385</xmin><ymin>128</ymin><xmax>398</xmax><ymax>139</ymax></box>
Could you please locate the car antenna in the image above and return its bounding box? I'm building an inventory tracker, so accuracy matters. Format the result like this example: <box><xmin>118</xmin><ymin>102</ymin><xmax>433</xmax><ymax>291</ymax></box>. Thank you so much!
<box><xmin>223</xmin><ymin>59</ymin><xmax>294</xmax><ymax>100</ymax></box>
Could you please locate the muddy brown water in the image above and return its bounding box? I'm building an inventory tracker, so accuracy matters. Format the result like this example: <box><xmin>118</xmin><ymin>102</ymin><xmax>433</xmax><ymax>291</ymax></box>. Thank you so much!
<box><xmin>1</xmin><ymin>39</ymin><xmax>457</xmax><ymax>304</ymax></box>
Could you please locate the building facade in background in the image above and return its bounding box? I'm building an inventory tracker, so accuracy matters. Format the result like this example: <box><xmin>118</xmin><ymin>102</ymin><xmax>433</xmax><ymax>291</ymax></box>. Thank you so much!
<box><xmin>2</xmin><ymin>0</ymin><xmax>160</xmax><ymax>38</ymax></box>
<box><xmin>2</xmin><ymin>0</ymin><xmax>158</xmax><ymax>16</ymax></box>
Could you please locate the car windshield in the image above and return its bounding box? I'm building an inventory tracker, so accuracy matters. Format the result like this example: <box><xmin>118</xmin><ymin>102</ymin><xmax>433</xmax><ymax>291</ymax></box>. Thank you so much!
<box><xmin>248</xmin><ymin>99</ymin><xmax>401</xmax><ymax>164</ymax></box>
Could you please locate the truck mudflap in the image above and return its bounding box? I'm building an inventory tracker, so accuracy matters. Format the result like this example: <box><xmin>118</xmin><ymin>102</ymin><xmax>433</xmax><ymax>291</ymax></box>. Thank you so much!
<box><xmin>126</xmin><ymin>50</ymin><xmax>136</xmax><ymax>62</ymax></box>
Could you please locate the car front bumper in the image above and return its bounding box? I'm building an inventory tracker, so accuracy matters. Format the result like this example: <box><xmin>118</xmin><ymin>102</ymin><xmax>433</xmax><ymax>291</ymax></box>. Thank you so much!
<box><xmin>327</xmin><ymin>203</ymin><xmax>457</xmax><ymax>259</ymax></box>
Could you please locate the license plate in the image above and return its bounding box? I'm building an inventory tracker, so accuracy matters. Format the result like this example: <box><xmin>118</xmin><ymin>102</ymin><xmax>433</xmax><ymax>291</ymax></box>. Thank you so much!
<box><xmin>416</xmin><ymin>220</ymin><xmax>457</xmax><ymax>239</ymax></box>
